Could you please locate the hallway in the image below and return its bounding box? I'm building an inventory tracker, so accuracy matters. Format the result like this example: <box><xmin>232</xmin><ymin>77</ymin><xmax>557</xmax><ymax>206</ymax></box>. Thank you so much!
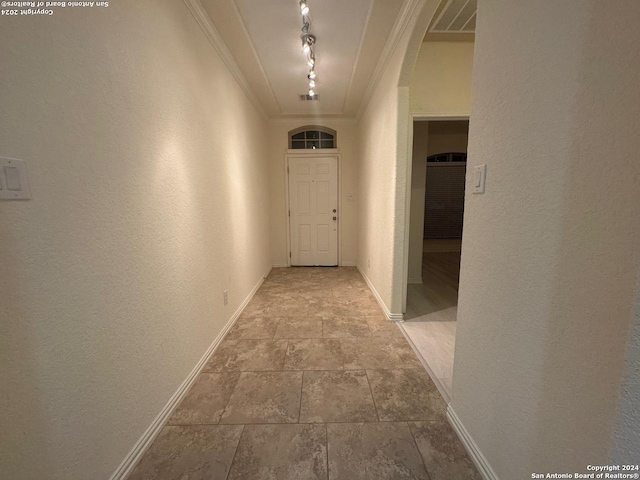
<box><xmin>129</xmin><ymin>267</ymin><xmax>479</xmax><ymax>479</ymax></box>
<box><xmin>4</xmin><ymin>1</ymin><xmax>639</xmax><ymax>477</ymax></box>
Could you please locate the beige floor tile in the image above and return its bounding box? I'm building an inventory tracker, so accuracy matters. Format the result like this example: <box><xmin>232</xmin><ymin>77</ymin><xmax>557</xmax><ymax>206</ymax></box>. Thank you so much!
<box><xmin>134</xmin><ymin>268</ymin><xmax>455</xmax><ymax>480</ymax></box>
<box><xmin>307</xmin><ymin>299</ymin><xmax>353</xmax><ymax>317</ymax></box>
<box><xmin>327</xmin><ymin>422</ymin><xmax>428</xmax><ymax>480</ymax></box>
<box><xmin>274</xmin><ymin>317</ymin><xmax>323</xmax><ymax>338</ymax></box>
<box><xmin>267</xmin><ymin>300</ymin><xmax>310</xmax><ymax>317</ymax></box>
<box><xmin>284</xmin><ymin>339</ymin><xmax>343</xmax><ymax>370</ymax></box>
<box><xmin>300</xmin><ymin>370</ymin><xmax>377</xmax><ymax>423</ymax></box>
<box><xmin>367</xmin><ymin>369</ymin><xmax>447</xmax><ymax>421</ymax></box>
<box><xmin>241</xmin><ymin>300</ymin><xmax>273</xmax><ymax>318</ymax></box>
<box><xmin>215</xmin><ymin>339</ymin><xmax>288</xmax><ymax>371</ymax></box>
<box><xmin>298</xmin><ymin>285</ymin><xmax>334</xmax><ymax>300</ymax></box>
<box><xmin>331</xmin><ymin>287</ymin><xmax>374</xmax><ymax>301</ymax></box>
<box><xmin>202</xmin><ymin>340</ymin><xmax>238</xmax><ymax>373</ymax></box>
<box><xmin>227</xmin><ymin>424</ymin><xmax>327</xmax><ymax>480</ymax></box>
<box><xmin>322</xmin><ymin>316</ymin><xmax>372</xmax><ymax>338</ymax></box>
<box><xmin>366</xmin><ymin>315</ymin><xmax>404</xmax><ymax>337</ymax></box>
<box><xmin>342</xmin><ymin>297</ymin><xmax>385</xmax><ymax>316</ymax></box>
<box><xmin>409</xmin><ymin>421</ymin><xmax>482</xmax><ymax>480</ymax></box>
<box><xmin>167</xmin><ymin>372</ymin><xmax>240</xmax><ymax>425</ymax></box>
<box><xmin>226</xmin><ymin>316</ymin><xmax>279</xmax><ymax>340</ymax></box>
<box><xmin>219</xmin><ymin>371</ymin><xmax>302</xmax><ymax>424</ymax></box>
<box><xmin>391</xmin><ymin>337</ymin><xmax>424</xmax><ymax>368</ymax></box>
<box><xmin>253</xmin><ymin>285</ymin><xmax>300</xmax><ymax>302</ymax></box>
<box><xmin>128</xmin><ymin>425</ymin><xmax>243</xmax><ymax>480</ymax></box>
<box><xmin>340</xmin><ymin>337</ymin><xmax>407</xmax><ymax>369</ymax></box>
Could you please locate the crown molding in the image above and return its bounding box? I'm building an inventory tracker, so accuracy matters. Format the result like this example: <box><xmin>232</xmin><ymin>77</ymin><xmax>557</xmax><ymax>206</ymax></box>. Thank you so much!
<box><xmin>341</xmin><ymin>0</ymin><xmax>375</xmax><ymax>114</ymax></box>
<box><xmin>181</xmin><ymin>0</ymin><xmax>269</xmax><ymax>121</ymax></box>
<box><xmin>228</xmin><ymin>0</ymin><xmax>282</xmax><ymax>114</ymax></box>
<box><xmin>356</xmin><ymin>0</ymin><xmax>423</xmax><ymax>120</ymax></box>
<box><xmin>268</xmin><ymin>116</ymin><xmax>358</xmax><ymax>126</ymax></box>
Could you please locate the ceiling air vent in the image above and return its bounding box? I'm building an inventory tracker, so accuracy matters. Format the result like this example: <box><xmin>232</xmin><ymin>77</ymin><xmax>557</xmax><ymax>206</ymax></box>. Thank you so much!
<box><xmin>430</xmin><ymin>0</ymin><xmax>477</xmax><ymax>33</ymax></box>
<box><xmin>299</xmin><ymin>94</ymin><xmax>319</xmax><ymax>101</ymax></box>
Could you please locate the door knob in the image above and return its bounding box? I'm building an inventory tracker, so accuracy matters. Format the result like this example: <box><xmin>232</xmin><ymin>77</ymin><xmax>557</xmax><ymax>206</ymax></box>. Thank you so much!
<box><xmin>333</xmin><ymin>216</ymin><xmax>337</xmax><ymax>221</ymax></box>
<box><xmin>333</xmin><ymin>209</ymin><xmax>337</xmax><ymax>213</ymax></box>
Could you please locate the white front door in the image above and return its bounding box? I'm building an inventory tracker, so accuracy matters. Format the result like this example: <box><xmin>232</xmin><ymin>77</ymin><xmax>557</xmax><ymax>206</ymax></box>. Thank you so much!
<box><xmin>288</xmin><ymin>156</ymin><xmax>338</xmax><ymax>266</ymax></box>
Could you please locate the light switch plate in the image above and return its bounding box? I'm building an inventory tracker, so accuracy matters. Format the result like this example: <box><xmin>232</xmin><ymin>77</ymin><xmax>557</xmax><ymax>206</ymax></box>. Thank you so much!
<box><xmin>473</xmin><ymin>164</ymin><xmax>486</xmax><ymax>194</ymax></box>
<box><xmin>0</xmin><ymin>157</ymin><xmax>30</xmax><ymax>200</ymax></box>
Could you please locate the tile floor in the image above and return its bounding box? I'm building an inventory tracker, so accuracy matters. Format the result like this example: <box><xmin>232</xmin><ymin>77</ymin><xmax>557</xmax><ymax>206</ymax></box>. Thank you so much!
<box><xmin>129</xmin><ymin>267</ymin><xmax>480</xmax><ymax>480</ymax></box>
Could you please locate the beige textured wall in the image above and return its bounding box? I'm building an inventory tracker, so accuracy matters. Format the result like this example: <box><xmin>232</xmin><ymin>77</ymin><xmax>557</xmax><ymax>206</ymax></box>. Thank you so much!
<box><xmin>452</xmin><ymin>0</ymin><xmax>640</xmax><ymax>477</ymax></box>
<box><xmin>357</xmin><ymin>0</ymin><xmax>441</xmax><ymax>315</ymax></box>
<box><xmin>268</xmin><ymin>120</ymin><xmax>359</xmax><ymax>267</ymax></box>
<box><xmin>611</xmin><ymin>275</ymin><xmax>640</xmax><ymax>462</ymax></box>
<box><xmin>357</xmin><ymin>57</ymin><xmax>407</xmax><ymax>313</ymax></box>
<box><xmin>0</xmin><ymin>1</ymin><xmax>271</xmax><ymax>478</ymax></box>
<box><xmin>611</xmin><ymin>273</ymin><xmax>640</xmax><ymax>462</ymax></box>
<box><xmin>410</xmin><ymin>41</ymin><xmax>474</xmax><ymax>116</ymax></box>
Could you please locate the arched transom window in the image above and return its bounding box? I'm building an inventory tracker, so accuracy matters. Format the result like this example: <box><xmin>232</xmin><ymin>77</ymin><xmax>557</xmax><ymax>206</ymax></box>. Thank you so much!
<box><xmin>289</xmin><ymin>126</ymin><xmax>337</xmax><ymax>149</ymax></box>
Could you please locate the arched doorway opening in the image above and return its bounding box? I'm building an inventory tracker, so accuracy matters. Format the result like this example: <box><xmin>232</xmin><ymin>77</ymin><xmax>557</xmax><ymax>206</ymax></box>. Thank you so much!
<box><xmin>394</xmin><ymin>0</ymin><xmax>475</xmax><ymax>400</ymax></box>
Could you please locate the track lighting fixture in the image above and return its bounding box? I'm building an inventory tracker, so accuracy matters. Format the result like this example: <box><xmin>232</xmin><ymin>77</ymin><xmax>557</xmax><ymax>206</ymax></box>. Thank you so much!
<box><xmin>298</xmin><ymin>0</ymin><xmax>318</xmax><ymax>98</ymax></box>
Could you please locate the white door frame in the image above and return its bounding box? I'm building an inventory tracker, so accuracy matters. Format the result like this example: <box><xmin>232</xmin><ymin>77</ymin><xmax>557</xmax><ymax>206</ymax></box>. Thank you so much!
<box><xmin>402</xmin><ymin>115</ymin><xmax>470</xmax><ymax>313</ymax></box>
<box><xmin>284</xmin><ymin>149</ymin><xmax>341</xmax><ymax>267</ymax></box>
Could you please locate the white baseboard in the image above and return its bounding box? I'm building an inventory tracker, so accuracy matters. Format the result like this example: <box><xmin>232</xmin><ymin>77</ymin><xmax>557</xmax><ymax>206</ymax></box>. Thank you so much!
<box><xmin>272</xmin><ymin>264</ymin><xmax>289</xmax><ymax>268</ymax></box>
<box><xmin>109</xmin><ymin>264</ymin><xmax>273</xmax><ymax>480</ymax></box>
<box><xmin>447</xmin><ymin>405</ymin><xmax>499</xmax><ymax>480</ymax></box>
<box><xmin>341</xmin><ymin>261</ymin><xmax>357</xmax><ymax>267</ymax></box>
<box><xmin>356</xmin><ymin>265</ymin><xmax>404</xmax><ymax>322</ymax></box>
<box><xmin>407</xmin><ymin>276</ymin><xmax>423</xmax><ymax>284</ymax></box>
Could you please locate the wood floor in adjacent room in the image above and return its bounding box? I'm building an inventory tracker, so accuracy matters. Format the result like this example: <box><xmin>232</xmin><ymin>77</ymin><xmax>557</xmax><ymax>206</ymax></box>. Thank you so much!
<box><xmin>129</xmin><ymin>267</ymin><xmax>479</xmax><ymax>480</ymax></box>
<box><xmin>402</xmin><ymin>240</ymin><xmax>462</xmax><ymax>401</ymax></box>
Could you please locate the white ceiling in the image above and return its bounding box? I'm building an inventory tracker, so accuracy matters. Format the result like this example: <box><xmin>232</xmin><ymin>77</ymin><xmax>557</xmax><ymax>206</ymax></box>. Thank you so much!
<box><xmin>200</xmin><ymin>0</ymin><xmax>404</xmax><ymax>118</ymax></box>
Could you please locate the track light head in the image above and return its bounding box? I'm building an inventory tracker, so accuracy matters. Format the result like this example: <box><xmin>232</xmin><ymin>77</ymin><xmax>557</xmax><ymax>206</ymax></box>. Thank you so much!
<box><xmin>299</xmin><ymin>0</ymin><xmax>309</xmax><ymax>15</ymax></box>
<box><xmin>301</xmin><ymin>33</ymin><xmax>316</xmax><ymax>47</ymax></box>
